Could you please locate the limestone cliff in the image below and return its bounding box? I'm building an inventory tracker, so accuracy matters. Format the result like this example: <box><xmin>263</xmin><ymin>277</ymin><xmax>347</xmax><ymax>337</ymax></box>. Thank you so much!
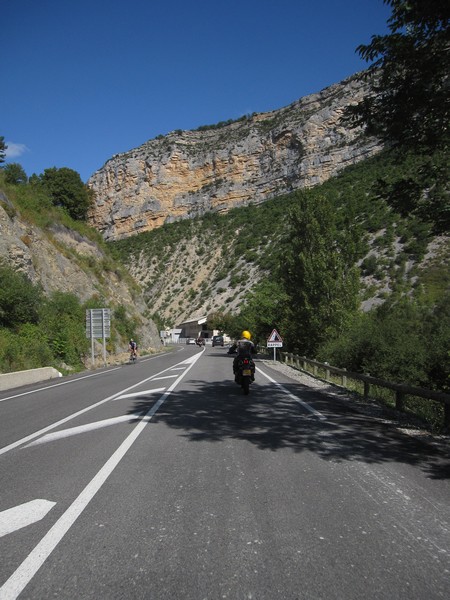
<box><xmin>87</xmin><ymin>75</ymin><xmax>381</xmax><ymax>241</ymax></box>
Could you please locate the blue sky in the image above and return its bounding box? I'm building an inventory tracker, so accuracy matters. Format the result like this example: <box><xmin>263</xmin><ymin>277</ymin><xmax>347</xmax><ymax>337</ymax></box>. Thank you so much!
<box><xmin>3</xmin><ymin>0</ymin><xmax>391</xmax><ymax>183</ymax></box>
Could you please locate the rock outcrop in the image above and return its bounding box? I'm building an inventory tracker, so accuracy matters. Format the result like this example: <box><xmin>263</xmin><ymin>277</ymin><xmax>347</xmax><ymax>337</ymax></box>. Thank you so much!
<box><xmin>0</xmin><ymin>200</ymin><xmax>161</xmax><ymax>350</ymax></box>
<box><xmin>87</xmin><ymin>75</ymin><xmax>382</xmax><ymax>241</ymax></box>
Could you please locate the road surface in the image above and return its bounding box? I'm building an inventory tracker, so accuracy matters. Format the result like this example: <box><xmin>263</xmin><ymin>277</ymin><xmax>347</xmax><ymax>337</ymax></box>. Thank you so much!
<box><xmin>0</xmin><ymin>346</ymin><xmax>449</xmax><ymax>599</ymax></box>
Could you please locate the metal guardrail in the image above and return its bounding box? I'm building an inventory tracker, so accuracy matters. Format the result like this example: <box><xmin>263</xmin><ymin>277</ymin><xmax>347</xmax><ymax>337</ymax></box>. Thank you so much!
<box><xmin>271</xmin><ymin>350</ymin><xmax>450</xmax><ymax>429</ymax></box>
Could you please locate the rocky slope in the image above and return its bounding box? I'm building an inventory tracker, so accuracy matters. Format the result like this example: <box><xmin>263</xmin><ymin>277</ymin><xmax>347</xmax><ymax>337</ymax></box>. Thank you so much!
<box><xmin>87</xmin><ymin>74</ymin><xmax>381</xmax><ymax>241</ymax></box>
<box><xmin>0</xmin><ymin>191</ymin><xmax>161</xmax><ymax>351</ymax></box>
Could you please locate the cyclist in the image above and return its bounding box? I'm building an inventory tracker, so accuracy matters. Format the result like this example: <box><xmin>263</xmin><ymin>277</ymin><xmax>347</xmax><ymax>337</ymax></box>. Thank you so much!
<box><xmin>129</xmin><ymin>339</ymin><xmax>138</xmax><ymax>360</ymax></box>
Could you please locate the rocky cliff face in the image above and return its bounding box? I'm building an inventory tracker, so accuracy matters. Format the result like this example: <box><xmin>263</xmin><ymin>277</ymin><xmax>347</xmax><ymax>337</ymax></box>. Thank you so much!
<box><xmin>87</xmin><ymin>75</ymin><xmax>382</xmax><ymax>241</ymax></box>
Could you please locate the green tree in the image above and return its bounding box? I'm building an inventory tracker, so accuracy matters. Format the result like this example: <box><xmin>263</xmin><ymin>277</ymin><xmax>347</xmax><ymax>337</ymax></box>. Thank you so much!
<box><xmin>234</xmin><ymin>279</ymin><xmax>289</xmax><ymax>344</ymax></box>
<box><xmin>280</xmin><ymin>194</ymin><xmax>360</xmax><ymax>356</ymax></box>
<box><xmin>4</xmin><ymin>163</ymin><xmax>27</xmax><ymax>185</ymax></box>
<box><xmin>40</xmin><ymin>167</ymin><xmax>93</xmax><ymax>220</ymax></box>
<box><xmin>424</xmin><ymin>291</ymin><xmax>450</xmax><ymax>391</ymax></box>
<box><xmin>0</xmin><ymin>136</ymin><xmax>6</xmax><ymax>164</ymax></box>
<box><xmin>0</xmin><ymin>323</ymin><xmax>54</xmax><ymax>372</ymax></box>
<box><xmin>0</xmin><ymin>263</ymin><xmax>43</xmax><ymax>328</ymax></box>
<box><xmin>38</xmin><ymin>291</ymin><xmax>88</xmax><ymax>365</ymax></box>
<box><xmin>345</xmin><ymin>0</ymin><xmax>449</xmax><ymax>150</ymax></box>
<box><xmin>319</xmin><ymin>300</ymin><xmax>428</xmax><ymax>385</ymax></box>
<box><xmin>207</xmin><ymin>310</ymin><xmax>234</xmax><ymax>334</ymax></box>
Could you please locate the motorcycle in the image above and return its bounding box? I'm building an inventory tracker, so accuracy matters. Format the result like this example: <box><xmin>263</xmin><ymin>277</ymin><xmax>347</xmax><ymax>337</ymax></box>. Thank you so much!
<box><xmin>234</xmin><ymin>356</ymin><xmax>255</xmax><ymax>395</ymax></box>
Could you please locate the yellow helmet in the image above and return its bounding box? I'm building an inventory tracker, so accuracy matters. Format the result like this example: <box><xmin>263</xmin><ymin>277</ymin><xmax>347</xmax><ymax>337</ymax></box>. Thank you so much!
<box><xmin>242</xmin><ymin>330</ymin><xmax>251</xmax><ymax>340</ymax></box>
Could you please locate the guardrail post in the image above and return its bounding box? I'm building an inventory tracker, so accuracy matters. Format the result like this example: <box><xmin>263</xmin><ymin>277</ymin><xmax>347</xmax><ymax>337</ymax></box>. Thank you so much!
<box><xmin>396</xmin><ymin>390</ymin><xmax>405</xmax><ymax>412</ymax></box>
<box><xmin>324</xmin><ymin>362</ymin><xmax>330</xmax><ymax>382</ymax></box>
<box><xmin>302</xmin><ymin>357</ymin><xmax>307</xmax><ymax>370</ymax></box>
<box><xmin>313</xmin><ymin>364</ymin><xmax>318</xmax><ymax>377</ymax></box>
<box><xmin>342</xmin><ymin>368</ymin><xmax>347</xmax><ymax>387</ymax></box>
<box><xmin>364</xmin><ymin>374</ymin><xmax>370</xmax><ymax>399</ymax></box>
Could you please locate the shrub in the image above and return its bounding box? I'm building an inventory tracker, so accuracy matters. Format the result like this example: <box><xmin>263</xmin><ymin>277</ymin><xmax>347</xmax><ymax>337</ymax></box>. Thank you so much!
<box><xmin>0</xmin><ymin>263</ymin><xmax>43</xmax><ymax>327</ymax></box>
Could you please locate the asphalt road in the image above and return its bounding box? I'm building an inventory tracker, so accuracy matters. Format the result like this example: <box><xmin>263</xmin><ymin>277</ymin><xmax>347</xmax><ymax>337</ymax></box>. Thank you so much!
<box><xmin>0</xmin><ymin>346</ymin><xmax>449</xmax><ymax>599</ymax></box>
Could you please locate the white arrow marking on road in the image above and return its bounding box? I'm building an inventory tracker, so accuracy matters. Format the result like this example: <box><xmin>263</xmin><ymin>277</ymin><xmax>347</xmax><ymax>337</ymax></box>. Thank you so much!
<box><xmin>0</xmin><ymin>350</ymin><xmax>204</xmax><ymax>600</ymax></box>
<box><xmin>24</xmin><ymin>414</ymin><xmax>144</xmax><ymax>448</ymax></box>
<box><xmin>113</xmin><ymin>387</ymin><xmax>166</xmax><ymax>400</ymax></box>
<box><xmin>0</xmin><ymin>357</ymin><xmax>190</xmax><ymax>457</ymax></box>
<box><xmin>0</xmin><ymin>500</ymin><xmax>56</xmax><ymax>538</ymax></box>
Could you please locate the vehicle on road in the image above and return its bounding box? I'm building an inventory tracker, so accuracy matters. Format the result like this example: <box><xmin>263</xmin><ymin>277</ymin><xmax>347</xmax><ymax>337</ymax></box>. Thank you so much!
<box><xmin>186</xmin><ymin>338</ymin><xmax>197</xmax><ymax>345</ymax></box>
<box><xmin>212</xmin><ymin>335</ymin><xmax>224</xmax><ymax>347</ymax></box>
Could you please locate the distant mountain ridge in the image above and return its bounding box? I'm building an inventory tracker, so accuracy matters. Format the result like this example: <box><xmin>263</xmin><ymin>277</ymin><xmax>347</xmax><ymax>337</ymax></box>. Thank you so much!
<box><xmin>87</xmin><ymin>74</ymin><xmax>382</xmax><ymax>241</ymax></box>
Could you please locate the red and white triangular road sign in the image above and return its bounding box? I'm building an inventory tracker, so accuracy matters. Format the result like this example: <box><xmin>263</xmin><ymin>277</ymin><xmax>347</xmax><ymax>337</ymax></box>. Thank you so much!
<box><xmin>268</xmin><ymin>329</ymin><xmax>283</xmax><ymax>343</ymax></box>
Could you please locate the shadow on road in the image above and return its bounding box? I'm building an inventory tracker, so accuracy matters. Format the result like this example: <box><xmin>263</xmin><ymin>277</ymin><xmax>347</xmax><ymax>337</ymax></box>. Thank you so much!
<box><xmin>126</xmin><ymin>369</ymin><xmax>450</xmax><ymax>481</ymax></box>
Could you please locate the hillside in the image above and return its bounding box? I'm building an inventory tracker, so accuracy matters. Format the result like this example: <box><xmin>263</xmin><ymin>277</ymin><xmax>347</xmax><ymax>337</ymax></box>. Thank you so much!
<box><xmin>0</xmin><ymin>180</ymin><xmax>162</xmax><ymax>370</ymax></box>
<box><xmin>108</xmin><ymin>149</ymin><xmax>450</xmax><ymax>327</ymax></box>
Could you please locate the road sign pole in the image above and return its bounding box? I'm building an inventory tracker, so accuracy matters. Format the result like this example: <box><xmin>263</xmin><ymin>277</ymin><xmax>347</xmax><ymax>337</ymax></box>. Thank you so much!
<box><xmin>102</xmin><ymin>309</ymin><xmax>107</xmax><ymax>367</ymax></box>
<box><xmin>90</xmin><ymin>311</ymin><xmax>95</xmax><ymax>368</ymax></box>
<box><xmin>86</xmin><ymin>308</ymin><xmax>111</xmax><ymax>369</ymax></box>
<box><xmin>273</xmin><ymin>347</ymin><xmax>276</xmax><ymax>363</ymax></box>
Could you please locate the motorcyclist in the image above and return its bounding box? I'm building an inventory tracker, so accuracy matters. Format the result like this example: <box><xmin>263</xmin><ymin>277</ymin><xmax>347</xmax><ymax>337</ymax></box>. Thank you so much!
<box><xmin>233</xmin><ymin>330</ymin><xmax>256</xmax><ymax>381</ymax></box>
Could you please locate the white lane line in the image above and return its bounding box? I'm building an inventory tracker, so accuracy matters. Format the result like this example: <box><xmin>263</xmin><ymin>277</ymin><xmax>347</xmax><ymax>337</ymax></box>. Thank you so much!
<box><xmin>256</xmin><ymin>366</ymin><xmax>326</xmax><ymax>420</ymax></box>
<box><xmin>0</xmin><ymin>500</ymin><xmax>56</xmax><ymax>538</ymax></box>
<box><xmin>0</xmin><ymin>351</ymin><xmax>203</xmax><ymax>600</ymax></box>
<box><xmin>0</xmin><ymin>369</ymin><xmax>122</xmax><ymax>403</ymax></box>
<box><xmin>24</xmin><ymin>414</ymin><xmax>143</xmax><ymax>448</ymax></box>
<box><xmin>151</xmin><ymin>375</ymin><xmax>178</xmax><ymax>381</ymax></box>
<box><xmin>0</xmin><ymin>352</ymin><xmax>173</xmax><ymax>403</ymax></box>
<box><xmin>113</xmin><ymin>388</ymin><xmax>166</xmax><ymax>400</ymax></box>
<box><xmin>0</xmin><ymin>359</ymin><xmax>193</xmax><ymax>457</ymax></box>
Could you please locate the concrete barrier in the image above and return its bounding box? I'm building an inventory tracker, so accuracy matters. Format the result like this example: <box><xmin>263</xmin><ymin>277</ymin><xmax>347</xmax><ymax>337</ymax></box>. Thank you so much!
<box><xmin>0</xmin><ymin>367</ymin><xmax>63</xmax><ymax>391</ymax></box>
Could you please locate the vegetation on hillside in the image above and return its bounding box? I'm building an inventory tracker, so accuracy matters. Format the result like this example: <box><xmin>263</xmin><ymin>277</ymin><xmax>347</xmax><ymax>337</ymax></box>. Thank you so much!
<box><xmin>109</xmin><ymin>144</ymin><xmax>449</xmax><ymax>401</ymax></box>
<box><xmin>0</xmin><ymin>261</ymin><xmax>89</xmax><ymax>372</ymax></box>
<box><xmin>0</xmin><ymin>171</ymin><xmax>142</xmax><ymax>373</ymax></box>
